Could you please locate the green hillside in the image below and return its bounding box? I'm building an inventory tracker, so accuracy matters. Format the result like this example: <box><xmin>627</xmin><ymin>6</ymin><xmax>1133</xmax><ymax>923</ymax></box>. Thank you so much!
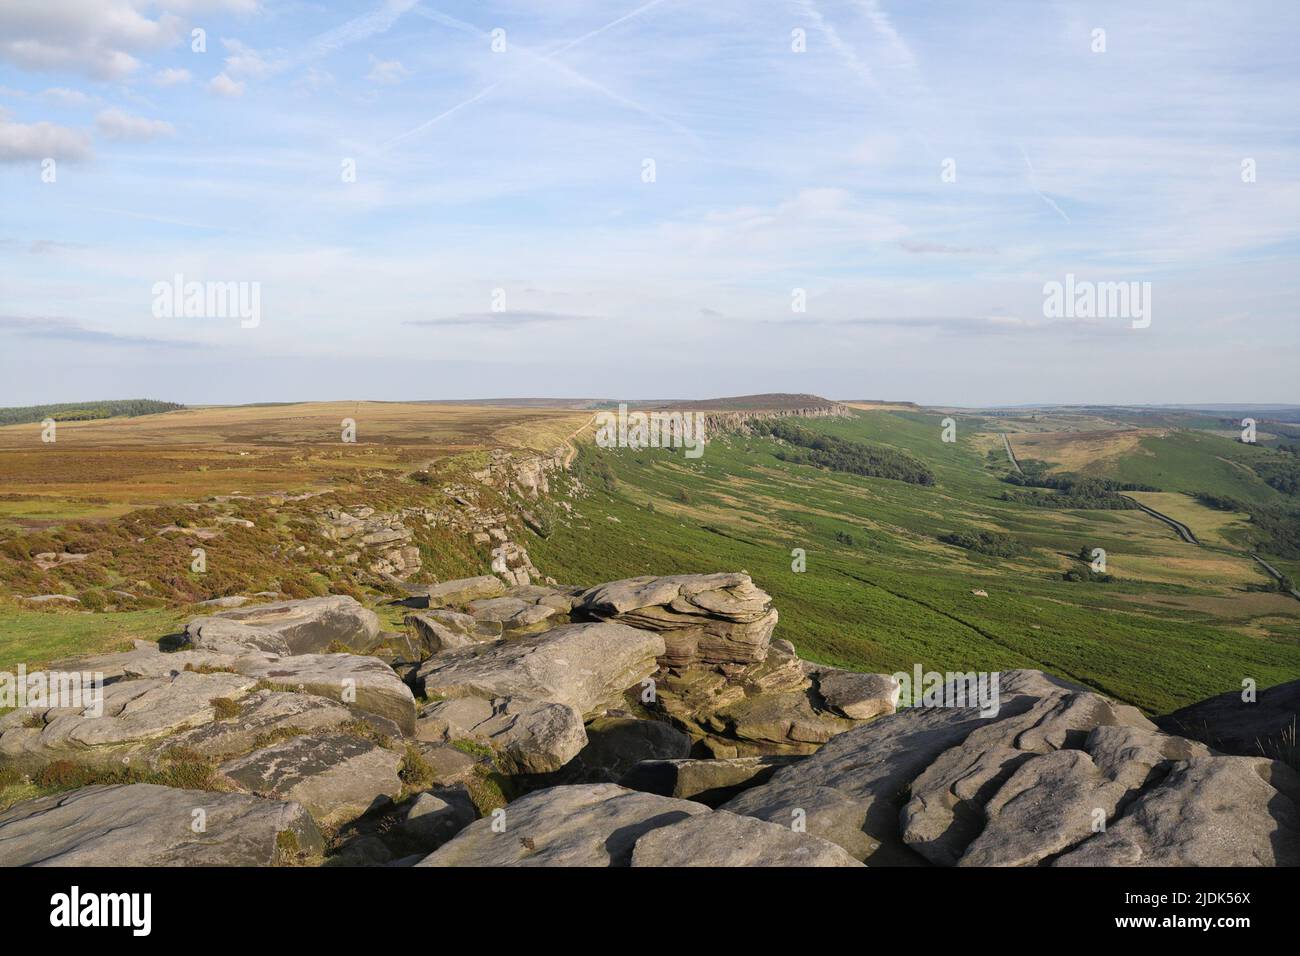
<box><xmin>527</xmin><ymin>411</ymin><xmax>1300</xmax><ymax>714</ymax></box>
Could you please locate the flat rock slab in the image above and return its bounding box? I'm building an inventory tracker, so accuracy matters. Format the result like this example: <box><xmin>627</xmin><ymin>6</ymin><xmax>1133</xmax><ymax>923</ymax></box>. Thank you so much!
<box><xmin>0</xmin><ymin>784</ymin><xmax>323</xmax><ymax>866</ymax></box>
<box><xmin>0</xmin><ymin>670</ymin><xmax>257</xmax><ymax>770</ymax></box>
<box><xmin>168</xmin><ymin>689</ymin><xmax>356</xmax><ymax>761</ymax></box>
<box><xmin>220</xmin><ymin>734</ymin><xmax>403</xmax><ymax>828</ymax></box>
<box><xmin>630</xmin><ymin>810</ymin><xmax>864</xmax><ymax>867</ymax></box>
<box><xmin>417</xmin><ymin>621</ymin><xmax>664</xmax><ymax>717</ymax></box>
<box><xmin>186</xmin><ymin>618</ymin><xmax>292</xmax><ymax>656</ymax></box>
<box><xmin>418</xmin><ymin>784</ymin><xmax>709</xmax><ymax>866</ymax></box>
<box><xmin>210</xmin><ymin>595</ymin><xmax>381</xmax><ymax>654</ymax></box>
<box><xmin>239</xmin><ymin>653</ymin><xmax>416</xmax><ymax>735</ymax></box>
<box><xmin>409</xmin><ymin>576</ymin><xmax>505</xmax><ymax>608</ymax></box>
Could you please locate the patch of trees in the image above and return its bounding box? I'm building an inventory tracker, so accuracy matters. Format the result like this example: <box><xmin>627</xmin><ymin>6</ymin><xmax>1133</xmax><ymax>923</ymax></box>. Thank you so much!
<box><xmin>1061</xmin><ymin>545</ymin><xmax>1114</xmax><ymax>583</ymax></box>
<box><xmin>1250</xmin><ymin>457</ymin><xmax>1300</xmax><ymax>496</ymax></box>
<box><xmin>751</xmin><ymin>420</ymin><xmax>935</xmax><ymax>485</ymax></box>
<box><xmin>939</xmin><ymin>530</ymin><xmax>1027</xmax><ymax>557</ymax></box>
<box><xmin>1000</xmin><ymin>469</ymin><xmax>1150</xmax><ymax>509</ymax></box>
<box><xmin>0</xmin><ymin>399</ymin><xmax>183</xmax><ymax>426</ymax></box>
<box><xmin>1193</xmin><ymin>492</ymin><xmax>1300</xmax><ymax>560</ymax></box>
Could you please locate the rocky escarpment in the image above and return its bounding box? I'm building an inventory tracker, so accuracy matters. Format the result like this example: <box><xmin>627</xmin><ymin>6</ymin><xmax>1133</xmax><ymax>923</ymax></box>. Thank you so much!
<box><xmin>2</xmin><ymin>578</ymin><xmax>1295</xmax><ymax>868</ymax></box>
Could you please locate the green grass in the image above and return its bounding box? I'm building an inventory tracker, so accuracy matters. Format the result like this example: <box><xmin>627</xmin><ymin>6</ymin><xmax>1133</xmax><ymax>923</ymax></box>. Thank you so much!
<box><xmin>0</xmin><ymin>604</ymin><xmax>186</xmax><ymax>670</ymax></box>
<box><xmin>529</xmin><ymin>412</ymin><xmax>1300</xmax><ymax>714</ymax></box>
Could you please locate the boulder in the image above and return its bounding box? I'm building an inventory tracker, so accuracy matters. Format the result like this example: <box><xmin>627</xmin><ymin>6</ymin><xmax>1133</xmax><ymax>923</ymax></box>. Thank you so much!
<box><xmin>399</xmin><ymin>787</ymin><xmax>478</xmax><ymax>851</ymax></box>
<box><xmin>809</xmin><ymin>666</ymin><xmax>900</xmax><ymax>720</ymax></box>
<box><xmin>238</xmin><ymin>653</ymin><xmax>417</xmax><ymax>735</ymax></box>
<box><xmin>406</xmin><ymin>609</ymin><xmax>499</xmax><ymax>655</ymax></box>
<box><xmin>577</xmin><ymin>573</ymin><xmax>778</xmax><ymax>667</ymax></box>
<box><xmin>1157</xmin><ymin>678</ymin><xmax>1300</xmax><ymax>760</ymax></box>
<box><xmin>619</xmin><ymin>755</ymin><xmax>801</xmax><ymax>806</ymax></box>
<box><xmin>407</xmin><ymin>576</ymin><xmax>506</xmax><ymax>609</ymax></box>
<box><xmin>208</xmin><ymin>595</ymin><xmax>381</xmax><ymax>654</ymax></box>
<box><xmin>417</xmin><ymin>696</ymin><xmax>586</xmax><ymax>775</ymax></box>
<box><xmin>417</xmin><ymin>621</ymin><xmax>664</xmax><ymax>717</ymax></box>
<box><xmin>723</xmin><ymin>669</ymin><xmax>1300</xmax><ymax>867</ymax></box>
<box><xmin>418</xmin><ymin>784</ymin><xmax>709</xmax><ymax>866</ymax></box>
<box><xmin>553</xmin><ymin>717</ymin><xmax>693</xmax><ymax>783</ymax></box>
<box><xmin>1054</xmin><ymin>756</ymin><xmax>1300</xmax><ymax>867</ymax></box>
<box><xmin>0</xmin><ymin>784</ymin><xmax>323</xmax><ymax>866</ymax></box>
<box><xmin>0</xmin><ymin>670</ymin><xmax>257</xmax><ymax>771</ymax></box>
<box><xmin>630</xmin><ymin>810</ymin><xmax>863</xmax><ymax>867</ymax></box>
<box><xmin>219</xmin><ymin>733</ymin><xmax>403</xmax><ymax>827</ymax></box>
<box><xmin>185</xmin><ymin>618</ymin><xmax>292</xmax><ymax>656</ymax></box>
<box><xmin>167</xmin><ymin>689</ymin><xmax>356</xmax><ymax>760</ymax></box>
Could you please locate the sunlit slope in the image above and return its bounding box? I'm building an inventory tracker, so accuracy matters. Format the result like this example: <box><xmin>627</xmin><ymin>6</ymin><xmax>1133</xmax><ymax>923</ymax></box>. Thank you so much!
<box><xmin>529</xmin><ymin>409</ymin><xmax>1299</xmax><ymax>713</ymax></box>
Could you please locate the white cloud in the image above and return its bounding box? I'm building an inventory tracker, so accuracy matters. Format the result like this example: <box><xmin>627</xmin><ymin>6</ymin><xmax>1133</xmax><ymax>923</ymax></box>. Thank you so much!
<box><xmin>95</xmin><ymin>108</ymin><xmax>174</xmax><ymax>141</ymax></box>
<box><xmin>153</xmin><ymin>67</ymin><xmax>192</xmax><ymax>87</ymax></box>
<box><xmin>0</xmin><ymin>116</ymin><xmax>92</xmax><ymax>162</ymax></box>
<box><xmin>41</xmin><ymin>87</ymin><xmax>94</xmax><ymax>107</ymax></box>
<box><xmin>0</xmin><ymin>1</ymin><xmax>181</xmax><ymax>80</ymax></box>
<box><xmin>367</xmin><ymin>57</ymin><xmax>410</xmax><ymax>85</ymax></box>
<box><xmin>207</xmin><ymin>72</ymin><xmax>245</xmax><ymax>97</ymax></box>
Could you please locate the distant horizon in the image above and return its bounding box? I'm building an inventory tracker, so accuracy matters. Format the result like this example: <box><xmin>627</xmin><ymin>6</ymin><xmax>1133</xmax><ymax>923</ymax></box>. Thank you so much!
<box><xmin>3</xmin><ymin>392</ymin><xmax>1298</xmax><ymax>414</ymax></box>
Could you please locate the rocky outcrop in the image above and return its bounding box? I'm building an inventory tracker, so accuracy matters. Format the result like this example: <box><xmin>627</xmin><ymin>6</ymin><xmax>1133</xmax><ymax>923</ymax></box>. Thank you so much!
<box><xmin>577</xmin><ymin>572</ymin><xmax>778</xmax><ymax>667</ymax></box>
<box><xmin>721</xmin><ymin>669</ymin><xmax>1300</xmax><ymax>866</ymax></box>
<box><xmin>629</xmin><ymin>809</ymin><xmax>862</xmax><ymax>867</ymax></box>
<box><xmin>404</xmin><ymin>576</ymin><xmax>505</xmax><ymax>609</ymax></box>
<box><xmin>238</xmin><ymin>653</ymin><xmax>416</xmax><ymax>736</ymax></box>
<box><xmin>418</xmin><ymin>783</ymin><xmax>860</xmax><ymax>867</ymax></box>
<box><xmin>205</xmin><ymin>595</ymin><xmax>382</xmax><ymax>654</ymax></box>
<box><xmin>219</xmin><ymin>734</ymin><xmax>403</xmax><ymax>827</ymax></box>
<box><xmin>0</xmin><ymin>784</ymin><xmax>323</xmax><ymax>866</ymax></box>
<box><xmin>417</xmin><ymin>621</ymin><xmax>664</xmax><ymax>717</ymax></box>
<box><xmin>416</xmin><ymin>696</ymin><xmax>586</xmax><ymax>775</ymax></box>
<box><xmin>619</xmin><ymin>754</ymin><xmax>800</xmax><ymax>806</ymax></box>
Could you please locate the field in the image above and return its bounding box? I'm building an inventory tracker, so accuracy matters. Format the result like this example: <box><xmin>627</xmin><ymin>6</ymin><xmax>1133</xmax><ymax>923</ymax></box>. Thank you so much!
<box><xmin>1</xmin><ymin>399</ymin><xmax>1297</xmax><ymax>715</ymax></box>
<box><xmin>0</xmin><ymin>402</ymin><xmax>588</xmax><ymax>531</ymax></box>
<box><xmin>528</xmin><ymin>407</ymin><xmax>1300</xmax><ymax>714</ymax></box>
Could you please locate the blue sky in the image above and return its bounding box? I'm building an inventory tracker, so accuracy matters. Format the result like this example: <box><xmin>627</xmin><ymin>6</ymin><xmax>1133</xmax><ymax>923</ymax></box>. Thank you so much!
<box><xmin>1</xmin><ymin>0</ymin><xmax>1297</xmax><ymax>406</ymax></box>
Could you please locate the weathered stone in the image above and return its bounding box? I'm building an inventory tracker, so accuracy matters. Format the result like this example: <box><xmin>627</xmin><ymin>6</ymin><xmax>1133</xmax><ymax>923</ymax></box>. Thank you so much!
<box><xmin>185</xmin><ymin>617</ymin><xmax>292</xmax><ymax>656</ymax></box>
<box><xmin>1054</xmin><ymin>756</ymin><xmax>1300</xmax><ymax>867</ymax></box>
<box><xmin>399</xmin><ymin>787</ymin><xmax>478</xmax><ymax>850</ymax></box>
<box><xmin>220</xmin><ymin>733</ymin><xmax>402</xmax><ymax>827</ymax></box>
<box><xmin>578</xmin><ymin>573</ymin><xmax>778</xmax><ymax>667</ymax></box>
<box><xmin>0</xmin><ymin>670</ymin><xmax>257</xmax><ymax>770</ymax></box>
<box><xmin>208</xmin><ymin>595</ymin><xmax>382</xmax><ymax>654</ymax></box>
<box><xmin>238</xmin><ymin>653</ymin><xmax>416</xmax><ymax>735</ymax></box>
<box><xmin>619</xmin><ymin>755</ymin><xmax>801</xmax><ymax>806</ymax></box>
<box><xmin>417</xmin><ymin>621</ymin><xmax>664</xmax><ymax>718</ymax></box>
<box><xmin>167</xmin><ymin>689</ymin><xmax>355</xmax><ymax>760</ymax></box>
<box><xmin>630</xmin><ymin>809</ymin><xmax>864</xmax><ymax>867</ymax></box>
<box><xmin>407</xmin><ymin>576</ymin><xmax>506</xmax><ymax>609</ymax></box>
<box><xmin>721</xmin><ymin>670</ymin><xmax>1082</xmax><ymax>863</ymax></box>
<box><xmin>0</xmin><ymin>784</ymin><xmax>323</xmax><ymax>866</ymax></box>
<box><xmin>418</xmin><ymin>696</ymin><xmax>586</xmax><ymax>774</ymax></box>
<box><xmin>553</xmin><ymin>717</ymin><xmax>693</xmax><ymax>784</ymax></box>
<box><xmin>810</xmin><ymin>667</ymin><xmax>900</xmax><ymax>720</ymax></box>
<box><xmin>418</xmin><ymin>784</ymin><xmax>708</xmax><ymax>866</ymax></box>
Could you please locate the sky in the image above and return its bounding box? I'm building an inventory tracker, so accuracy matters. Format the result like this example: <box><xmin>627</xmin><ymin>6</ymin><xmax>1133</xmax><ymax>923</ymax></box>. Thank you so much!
<box><xmin>0</xmin><ymin>0</ymin><xmax>1297</xmax><ymax>407</ymax></box>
